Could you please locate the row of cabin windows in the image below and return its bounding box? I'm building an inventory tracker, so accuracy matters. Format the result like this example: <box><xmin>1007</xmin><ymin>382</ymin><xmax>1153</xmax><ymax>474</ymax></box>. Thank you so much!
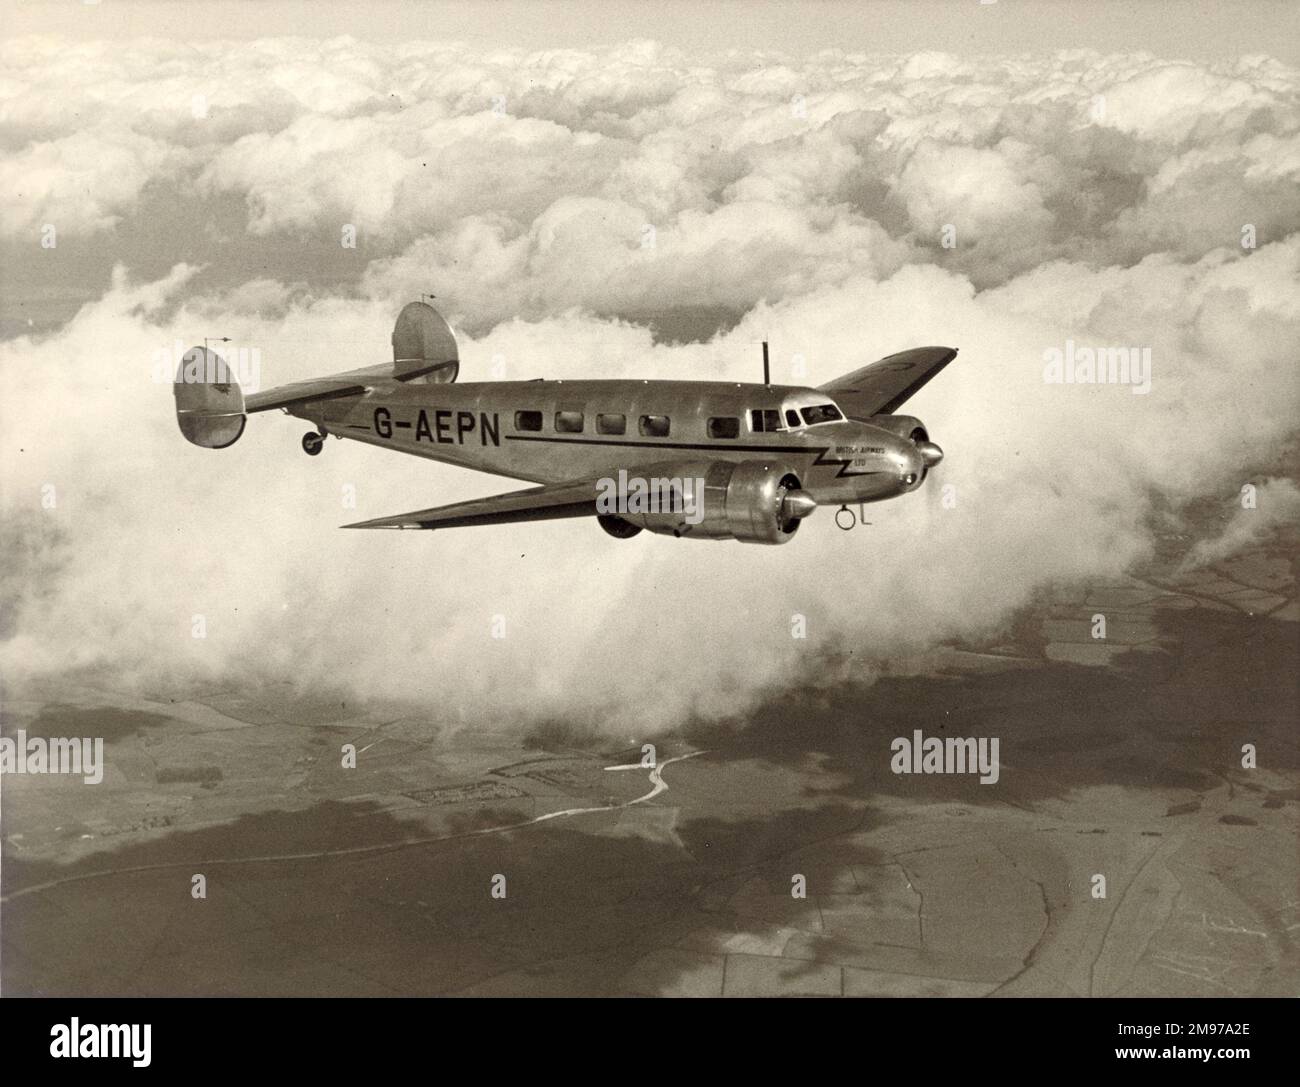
<box><xmin>512</xmin><ymin>404</ymin><xmax>841</xmax><ymax>438</ymax></box>
<box><xmin>514</xmin><ymin>410</ymin><xmax>664</xmax><ymax>436</ymax></box>
<box><xmin>515</xmin><ymin>411</ymin><xmax>672</xmax><ymax>436</ymax></box>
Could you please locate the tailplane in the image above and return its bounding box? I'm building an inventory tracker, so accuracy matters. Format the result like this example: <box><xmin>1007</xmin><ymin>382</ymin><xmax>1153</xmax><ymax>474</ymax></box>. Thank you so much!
<box><xmin>175</xmin><ymin>301</ymin><xmax>458</xmax><ymax>449</ymax></box>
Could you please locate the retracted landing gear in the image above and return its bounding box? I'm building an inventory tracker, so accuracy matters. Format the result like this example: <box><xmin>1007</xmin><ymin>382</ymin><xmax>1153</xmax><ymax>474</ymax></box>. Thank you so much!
<box><xmin>302</xmin><ymin>431</ymin><xmax>325</xmax><ymax>456</ymax></box>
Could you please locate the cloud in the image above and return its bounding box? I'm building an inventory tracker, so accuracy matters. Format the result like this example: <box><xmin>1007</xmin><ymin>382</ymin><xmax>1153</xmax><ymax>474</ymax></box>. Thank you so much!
<box><xmin>0</xmin><ymin>128</ymin><xmax>186</xmax><ymax>236</ymax></box>
<box><xmin>1</xmin><ymin>37</ymin><xmax>1297</xmax><ymax>732</ymax></box>
<box><xmin>895</xmin><ymin>138</ymin><xmax>1055</xmax><ymax>242</ymax></box>
<box><xmin>1179</xmin><ymin>478</ymin><xmax>1300</xmax><ymax>572</ymax></box>
<box><xmin>4</xmin><ymin>41</ymin><xmax>1296</xmax><ymax>293</ymax></box>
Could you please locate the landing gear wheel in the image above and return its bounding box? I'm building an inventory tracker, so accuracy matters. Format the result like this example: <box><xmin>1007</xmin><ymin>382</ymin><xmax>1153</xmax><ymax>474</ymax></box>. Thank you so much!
<box><xmin>597</xmin><ymin>514</ymin><xmax>642</xmax><ymax>539</ymax></box>
<box><xmin>302</xmin><ymin>432</ymin><xmax>325</xmax><ymax>456</ymax></box>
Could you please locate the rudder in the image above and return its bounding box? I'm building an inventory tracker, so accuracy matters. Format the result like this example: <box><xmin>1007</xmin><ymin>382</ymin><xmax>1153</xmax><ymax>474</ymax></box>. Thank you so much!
<box><xmin>174</xmin><ymin>346</ymin><xmax>246</xmax><ymax>448</ymax></box>
<box><xmin>392</xmin><ymin>301</ymin><xmax>458</xmax><ymax>384</ymax></box>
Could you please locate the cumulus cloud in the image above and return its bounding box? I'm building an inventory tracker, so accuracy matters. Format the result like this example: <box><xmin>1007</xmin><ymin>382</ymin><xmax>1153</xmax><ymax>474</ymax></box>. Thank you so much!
<box><xmin>0</xmin><ymin>128</ymin><xmax>186</xmax><ymax>235</ymax></box>
<box><xmin>4</xmin><ymin>40</ymin><xmax>1298</xmax><ymax>303</ymax></box>
<box><xmin>1</xmin><ymin>36</ymin><xmax>1297</xmax><ymax>732</ymax></box>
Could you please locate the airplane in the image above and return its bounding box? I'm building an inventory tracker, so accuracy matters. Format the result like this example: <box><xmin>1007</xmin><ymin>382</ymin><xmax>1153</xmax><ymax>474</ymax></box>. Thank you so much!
<box><xmin>174</xmin><ymin>301</ymin><xmax>954</xmax><ymax>544</ymax></box>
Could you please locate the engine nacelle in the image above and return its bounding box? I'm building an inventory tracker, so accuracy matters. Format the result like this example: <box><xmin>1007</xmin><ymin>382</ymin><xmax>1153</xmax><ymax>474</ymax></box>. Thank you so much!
<box><xmin>868</xmin><ymin>413</ymin><xmax>942</xmax><ymax>473</ymax></box>
<box><xmin>611</xmin><ymin>459</ymin><xmax>816</xmax><ymax>545</ymax></box>
<box><xmin>868</xmin><ymin>413</ymin><xmax>926</xmax><ymax>443</ymax></box>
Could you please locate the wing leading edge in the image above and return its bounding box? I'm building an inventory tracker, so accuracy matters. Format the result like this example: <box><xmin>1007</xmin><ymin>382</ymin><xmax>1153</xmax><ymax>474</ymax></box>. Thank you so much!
<box><xmin>819</xmin><ymin>346</ymin><xmax>957</xmax><ymax>419</ymax></box>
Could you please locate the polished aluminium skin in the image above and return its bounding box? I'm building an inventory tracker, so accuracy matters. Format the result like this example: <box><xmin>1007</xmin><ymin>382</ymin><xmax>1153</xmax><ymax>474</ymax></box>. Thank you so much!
<box><xmin>174</xmin><ymin>302</ymin><xmax>954</xmax><ymax>545</ymax></box>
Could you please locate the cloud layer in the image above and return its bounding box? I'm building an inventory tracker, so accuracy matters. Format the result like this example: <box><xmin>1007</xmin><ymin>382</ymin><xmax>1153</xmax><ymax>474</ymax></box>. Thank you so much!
<box><xmin>1</xmin><ymin>38</ymin><xmax>1297</xmax><ymax>731</ymax></box>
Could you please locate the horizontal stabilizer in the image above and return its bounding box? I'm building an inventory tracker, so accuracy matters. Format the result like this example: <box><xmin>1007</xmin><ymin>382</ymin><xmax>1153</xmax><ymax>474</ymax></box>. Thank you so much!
<box><xmin>243</xmin><ymin>301</ymin><xmax>459</xmax><ymax>414</ymax></box>
<box><xmin>244</xmin><ymin>375</ymin><xmax>372</xmax><ymax>414</ymax></box>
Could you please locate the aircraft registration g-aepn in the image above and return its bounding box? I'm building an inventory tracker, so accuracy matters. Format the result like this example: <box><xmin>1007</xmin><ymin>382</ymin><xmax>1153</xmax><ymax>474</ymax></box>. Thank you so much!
<box><xmin>174</xmin><ymin>302</ymin><xmax>955</xmax><ymax>545</ymax></box>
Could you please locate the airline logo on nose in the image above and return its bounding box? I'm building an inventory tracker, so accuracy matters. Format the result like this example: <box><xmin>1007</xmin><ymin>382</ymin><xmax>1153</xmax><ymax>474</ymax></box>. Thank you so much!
<box><xmin>831</xmin><ymin>443</ymin><xmax>885</xmax><ymax>473</ymax></box>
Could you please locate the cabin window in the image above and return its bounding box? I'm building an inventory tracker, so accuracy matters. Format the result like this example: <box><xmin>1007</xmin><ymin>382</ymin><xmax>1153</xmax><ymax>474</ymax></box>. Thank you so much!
<box><xmin>751</xmin><ymin>408</ymin><xmax>781</xmax><ymax>433</ymax></box>
<box><xmin>785</xmin><ymin>409</ymin><xmax>802</xmax><ymax>428</ymax></box>
<box><xmin>514</xmin><ymin>410</ymin><xmax>543</xmax><ymax>432</ymax></box>
<box><xmin>555</xmin><ymin>410</ymin><xmax>584</xmax><ymax>433</ymax></box>
<box><xmin>597</xmin><ymin>413</ymin><xmax>626</xmax><ymax>435</ymax></box>
<box><xmin>638</xmin><ymin>414</ymin><xmax>670</xmax><ymax>437</ymax></box>
<box><xmin>800</xmin><ymin>404</ymin><xmax>843</xmax><ymax>426</ymax></box>
<box><xmin>708</xmin><ymin>416</ymin><xmax>740</xmax><ymax>439</ymax></box>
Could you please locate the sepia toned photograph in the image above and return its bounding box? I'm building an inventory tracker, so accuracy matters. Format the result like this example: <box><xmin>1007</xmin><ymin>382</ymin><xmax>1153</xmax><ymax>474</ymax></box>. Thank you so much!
<box><xmin>0</xmin><ymin>0</ymin><xmax>1296</xmax><ymax>1058</ymax></box>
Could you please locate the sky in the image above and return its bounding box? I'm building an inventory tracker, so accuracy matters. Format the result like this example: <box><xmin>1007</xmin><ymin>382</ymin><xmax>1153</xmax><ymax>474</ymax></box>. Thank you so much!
<box><xmin>1</xmin><ymin>3</ymin><xmax>1297</xmax><ymax>732</ymax></box>
<box><xmin>5</xmin><ymin>1</ymin><xmax>1300</xmax><ymax>62</ymax></box>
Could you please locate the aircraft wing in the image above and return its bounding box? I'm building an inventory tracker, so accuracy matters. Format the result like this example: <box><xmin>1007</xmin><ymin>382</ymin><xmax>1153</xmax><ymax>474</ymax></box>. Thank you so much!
<box><xmin>819</xmin><ymin>346</ymin><xmax>957</xmax><ymax>418</ymax></box>
<box><xmin>342</xmin><ymin>476</ymin><xmax>607</xmax><ymax>531</ymax></box>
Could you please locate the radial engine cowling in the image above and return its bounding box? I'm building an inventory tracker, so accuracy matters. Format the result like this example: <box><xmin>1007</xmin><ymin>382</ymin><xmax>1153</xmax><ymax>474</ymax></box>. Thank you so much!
<box><xmin>867</xmin><ymin>413</ymin><xmax>942</xmax><ymax>474</ymax></box>
<box><xmin>611</xmin><ymin>459</ymin><xmax>816</xmax><ymax>545</ymax></box>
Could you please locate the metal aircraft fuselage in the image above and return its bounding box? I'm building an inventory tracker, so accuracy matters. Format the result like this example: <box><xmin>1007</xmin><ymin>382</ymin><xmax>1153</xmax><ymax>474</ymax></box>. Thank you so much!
<box><xmin>297</xmin><ymin>378</ymin><xmax>927</xmax><ymax>506</ymax></box>
<box><xmin>175</xmin><ymin>300</ymin><xmax>954</xmax><ymax>542</ymax></box>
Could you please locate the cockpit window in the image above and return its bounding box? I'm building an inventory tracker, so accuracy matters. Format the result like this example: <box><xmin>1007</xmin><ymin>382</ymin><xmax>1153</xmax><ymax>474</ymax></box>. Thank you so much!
<box><xmin>800</xmin><ymin>404</ymin><xmax>843</xmax><ymax>426</ymax></box>
<box><xmin>785</xmin><ymin>409</ymin><xmax>801</xmax><ymax>428</ymax></box>
<box><xmin>750</xmin><ymin>409</ymin><xmax>782</xmax><ymax>433</ymax></box>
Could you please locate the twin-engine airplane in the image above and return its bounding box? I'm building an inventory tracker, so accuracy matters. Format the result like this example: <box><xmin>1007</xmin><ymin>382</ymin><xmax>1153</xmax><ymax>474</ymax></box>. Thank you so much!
<box><xmin>174</xmin><ymin>302</ymin><xmax>955</xmax><ymax>544</ymax></box>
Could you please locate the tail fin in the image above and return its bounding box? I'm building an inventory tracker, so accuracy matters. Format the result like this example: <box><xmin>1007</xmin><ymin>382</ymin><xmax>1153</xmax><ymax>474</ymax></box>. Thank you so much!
<box><xmin>174</xmin><ymin>346</ymin><xmax>246</xmax><ymax>448</ymax></box>
<box><xmin>392</xmin><ymin>301</ymin><xmax>458</xmax><ymax>383</ymax></box>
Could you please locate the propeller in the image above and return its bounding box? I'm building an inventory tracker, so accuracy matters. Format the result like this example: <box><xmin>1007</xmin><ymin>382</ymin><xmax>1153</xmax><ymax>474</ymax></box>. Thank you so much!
<box><xmin>916</xmin><ymin>440</ymin><xmax>944</xmax><ymax>469</ymax></box>
<box><xmin>780</xmin><ymin>488</ymin><xmax>818</xmax><ymax>521</ymax></box>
